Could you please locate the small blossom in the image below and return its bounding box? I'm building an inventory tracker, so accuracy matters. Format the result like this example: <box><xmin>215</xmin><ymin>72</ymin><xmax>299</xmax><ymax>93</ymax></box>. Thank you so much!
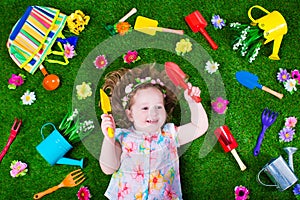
<box><xmin>21</xmin><ymin>90</ymin><xmax>36</xmax><ymax>105</ymax></box>
<box><xmin>205</xmin><ymin>60</ymin><xmax>219</xmax><ymax>74</ymax></box>
<box><xmin>64</xmin><ymin>43</ymin><xmax>76</xmax><ymax>58</ymax></box>
<box><xmin>284</xmin><ymin>79</ymin><xmax>297</xmax><ymax>93</ymax></box>
<box><xmin>277</xmin><ymin>68</ymin><xmax>290</xmax><ymax>82</ymax></box>
<box><xmin>234</xmin><ymin>185</ymin><xmax>250</xmax><ymax>200</ymax></box>
<box><xmin>211</xmin><ymin>97</ymin><xmax>229</xmax><ymax>114</ymax></box>
<box><xmin>76</xmin><ymin>82</ymin><xmax>92</xmax><ymax>100</ymax></box>
<box><xmin>77</xmin><ymin>186</ymin><xmax>91</xmax><ymax>200</ymax></box>
<box><xmin>94</xmin><ymin>55</ymin><xmax>108</xmax><ymax>69</ymax></box>
<box><xmin>115</xmin><ymin>22</ymin><xmax>131</xmax><ymax>35</ymax></box>
<box><xmin>279</xmin><ymin>127</ymin><xmax>295</xmax><ymax>142</ymax></box>
<box><xmin>123</xmin><ymin>50</ymin><xmax>141</xmax><ymax>64</ymax></box>
<box><xmin>175</xmin><ymin>38</ymin><xmax>192</xmax><ymax>55</ymax></box>
<box><xmin>293</xmin><ymin>184</ymin><xmax>300</xmax><ymax>196</ymax></box>
<box><xmin>10</xmin><ymin>160</ymin><xmax>28</xmax><ymax>177</ymax></box>
<box><xmin>285</xmin><ymin>117</ymin><xmax>297</xmax><ymax>128</ymax></box>
<box><xmin>211</xmin><ymin>15</ymin><xmax>226</xmax><ymax>29</ymax></box>
<box><xmin>291</xmin><ymin>69</ymin><xmax>300</xmax><ymax>83</ymax></box>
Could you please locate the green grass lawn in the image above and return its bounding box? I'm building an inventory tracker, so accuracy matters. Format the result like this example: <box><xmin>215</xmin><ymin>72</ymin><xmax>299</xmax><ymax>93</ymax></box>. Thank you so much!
<box><xmin>0</xmin><ymin>0</ymin><xmax>300</xmax><ymax>199</ymax></box>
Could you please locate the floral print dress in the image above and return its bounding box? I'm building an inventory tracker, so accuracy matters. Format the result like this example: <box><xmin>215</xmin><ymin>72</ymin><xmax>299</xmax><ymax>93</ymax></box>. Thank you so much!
<box><xmin>104</xmin><ymin>123</ymin><xmax>182</xmax><ymax>200</ymax></box>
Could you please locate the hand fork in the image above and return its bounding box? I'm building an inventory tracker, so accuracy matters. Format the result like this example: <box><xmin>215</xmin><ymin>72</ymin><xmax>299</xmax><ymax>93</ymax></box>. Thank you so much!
<box><xmin>253</xmin><ymin>108</ymin><xmax>278</xmax><ymax>156</ymax></box>
<box><xmin>33</xmin><ymin>169</ymin><xmax>86</xmax><ymax>199</ymax></box>
<box><xmin>0</xmin><ymin>118</ymin><xmax>22</xmax><ymax>162</ymax></box>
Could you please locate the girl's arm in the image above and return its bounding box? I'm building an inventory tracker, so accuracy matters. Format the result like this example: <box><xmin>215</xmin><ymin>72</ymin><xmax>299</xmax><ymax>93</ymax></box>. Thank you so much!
<box><xmin>99</xmin><ymin>114</ymin><xmax>122</xmax><ymax>175</ymax></box>
<box><xmin>177</xmin><ymin>83</ymin><xmax>209</xmax><ymax>146</ymax></box>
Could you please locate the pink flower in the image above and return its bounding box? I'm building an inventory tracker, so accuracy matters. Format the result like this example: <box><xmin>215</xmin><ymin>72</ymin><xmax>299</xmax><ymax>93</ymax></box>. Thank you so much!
<box><xmin>291</xmin><ymin>69</ymin><xmax>300</xmax><ymax>83</ymax></box>
<box><xmin>8</xmin><ymin>74</ymin><xmax>24</xmax><ymax>86</ymax></box>
<box><xmin>211</xmin><ymin>97</ymin><xmax>229</xmax><ymax>114</ymax></box>
<box><xmin>94</xmin><ymin>55</ymin><xmax>108</xmax><ymax>69</ymax></box>
<box><xmin>234</xmin><ymin>185</ymin><xmax>249</xmax><ymax>200</ymax></box>
<box><xmin>64</xmin><ymin>43</ymin><xmax>76</xmax><ymax>58</ymax></box>
<box><xmin>77</xmin><ymin>186</ymin><xmax>91</xmax><ymax>200</ymax></box>
<box><xmin>10</xmin><ymin>160</ymin><xmax>28</xmax><ymax>177</ymax></box>
<box><xmin>285</xmin><ymin>117</ymin><xmax>297</xmax><ymax>128</ymax></box>
<box><xmin>123</xmin><ymin>50</ymin><xmax>141</xmax><ymax>64</ymax></box>
<box><xmin>131</xmin><ymin>165</ymin><xmax>144</xmax><ymax>182</ymax></box>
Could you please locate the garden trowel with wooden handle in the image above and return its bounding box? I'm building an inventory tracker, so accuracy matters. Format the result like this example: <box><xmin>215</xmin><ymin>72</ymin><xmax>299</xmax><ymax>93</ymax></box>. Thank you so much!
<box><xmin>235</xmin><ymin>70</ymin><xmax>283</xmax><ymax>99</ymax></box>
<box><xmin>100</xmin><ymin>89</ymin><xmax>114</xmax><ymax>138</ymax></box>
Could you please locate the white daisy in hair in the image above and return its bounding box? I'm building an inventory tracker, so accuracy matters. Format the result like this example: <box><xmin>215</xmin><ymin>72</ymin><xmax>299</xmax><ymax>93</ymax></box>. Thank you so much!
<box><xmin>205</xmin><ymin>60</ymin><xmax>220</xmax><ymax>74</ymax></box>
<box><xmin>21</xmin><ymin>90</ymin><xmax>36</xmax><ymax>105</ymax></box>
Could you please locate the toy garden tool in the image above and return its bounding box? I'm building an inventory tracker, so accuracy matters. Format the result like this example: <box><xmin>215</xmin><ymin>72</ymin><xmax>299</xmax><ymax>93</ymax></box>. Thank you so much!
<box><xmin>39</xmin><ymin>65</ymin><xmax>60</xmax><ymax>91</ymax></box>
<box><xmin>36</xmin><ymin>123</ymin><xmax>84</xmax><ymax>168</ymax></box>
<box><xmin>253</xmin><ymin>108</ymin><xmax>278</xmax><ymax>156</ymax></box>
<box><xmin>134</xmin><ymin>16</ymin><xmax>184</xmax><ymax>36</ymax></box>
<box><xmin>214</xmin><ymin>125</ymin><xmax>247</xmax><ymax>171</ymax></box>
<box><xmin>33</xmin><ymin>169</ymin><xmax>85</xmax><ymax>199</ymax></box>
<box><xmin>165</xmin><ymin>62</ymin><xmax>201</xmax><ymax>103</ymax></box>
<box><xmin>185</xmin><ymin>10</ymin><xmax>218</xmax><ymax>50</ymax></box>
<box><xmin>0</xmin><ymin>118</ymin><xmax>22</xmax><ymax>162</ymax></box>
<box><xmin>100</xmin><ymin>89</ymin><xmax>114</xmax><ymax>138</ymax></box>
<box><xmin>235</xmin><ymin>70</ymin><xmax>283</xmax><ymax>99</ymax></box>
<box><xmin>248</xmin><ymin>5</ymin><xmax>287</xmax><ymax>60</ymax></box>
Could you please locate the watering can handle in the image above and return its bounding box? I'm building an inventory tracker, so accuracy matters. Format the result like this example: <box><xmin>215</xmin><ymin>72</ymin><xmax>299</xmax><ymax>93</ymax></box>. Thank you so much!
<box><xmin>40</xmin><ymin>123</ymin><xmax>57</xmax><ymax>140</ymax></box>
<box><xmin>248</xmin><ymin>5</ymin><xmax>270</xmax><ymax>23</ymax></box>
<box><xmin>257</xmin><ymin>167</ymin><xmax>277</xmax><ymax>187</ymax></box>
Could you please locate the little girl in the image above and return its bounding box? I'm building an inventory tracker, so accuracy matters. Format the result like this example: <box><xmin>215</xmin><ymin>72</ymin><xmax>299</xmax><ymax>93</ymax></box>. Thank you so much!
<box><xmin>99</xmin><ymin>64</ymin><xmax>208</xmax><ymax>200</ymax></box>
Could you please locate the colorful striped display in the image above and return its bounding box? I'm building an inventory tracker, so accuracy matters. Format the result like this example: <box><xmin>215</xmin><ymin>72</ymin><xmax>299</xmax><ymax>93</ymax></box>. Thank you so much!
<box><xmin>7</xmin><ymin>6</ymin><xmax>67</xmax><ymax>74</ymax></box>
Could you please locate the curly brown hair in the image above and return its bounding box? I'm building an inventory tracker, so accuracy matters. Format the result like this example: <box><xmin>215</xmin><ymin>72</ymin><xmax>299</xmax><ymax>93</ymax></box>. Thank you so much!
<box><xmin>102</xmin><ymin>63</ymin><xmax>180</xmax><ymax>128</ymax></box>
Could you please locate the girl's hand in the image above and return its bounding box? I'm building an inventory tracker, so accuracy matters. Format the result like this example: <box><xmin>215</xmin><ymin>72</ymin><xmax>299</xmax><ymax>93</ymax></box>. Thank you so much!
<box><xmin>184</xmin><ymin>82</ymin><xmax>201</xmax><ymax>103</ymax></box>
<box><xmin>101</xmin><ymin>114</ymin><xmax>116</xmax><ymax>139</ymax></box>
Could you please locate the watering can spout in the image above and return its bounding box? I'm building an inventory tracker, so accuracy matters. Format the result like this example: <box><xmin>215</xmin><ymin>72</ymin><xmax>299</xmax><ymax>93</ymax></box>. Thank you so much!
<box><xmin>56</xmin><ymin>157</ymin><xmax>84</xmax><ymax>168</ymax></box>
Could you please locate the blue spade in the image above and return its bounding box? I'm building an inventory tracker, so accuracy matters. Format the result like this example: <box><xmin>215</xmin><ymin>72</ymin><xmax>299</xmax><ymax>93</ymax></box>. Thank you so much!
<box><xmin>235</xmin><ymin>71</ymin><xmax>283</xmax><ymax>99</ymax></box>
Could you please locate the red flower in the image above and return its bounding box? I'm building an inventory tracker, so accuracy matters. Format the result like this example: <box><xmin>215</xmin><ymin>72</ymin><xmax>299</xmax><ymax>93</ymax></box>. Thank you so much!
<box><xmin>77</xmin><ymin>186</ymin><xmax>91</xmax><ymax>200</ymax></box>
<box><xmin>123</xmin><ymin>50</ymin><xmax>141</xmax><ymax>64</ymax></box>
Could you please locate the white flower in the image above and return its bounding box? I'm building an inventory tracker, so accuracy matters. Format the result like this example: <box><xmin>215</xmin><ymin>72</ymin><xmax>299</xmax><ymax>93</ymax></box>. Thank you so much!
<box><xmin>124</xmin><ymin>84</ymin><xmax>133</xmax><ymax>94</ymax></box>
<box><xmin>21</xmin><ymin>90</ymin><xmax>36</xmax><ymax>105</ymax></box>
<box><xmin>205</xmin><ymin>60</ymin><xmax>220</xmax><ymax>74</ymax></box>
<box><xmin>284</xmin><ymin>79</ymin><xmax>297</xmax><ymax>92</ymax></box>
<box><xmin>230</xmin><ymin>22</ymin><xmax>241</xmax><ymax>28</ymax></box>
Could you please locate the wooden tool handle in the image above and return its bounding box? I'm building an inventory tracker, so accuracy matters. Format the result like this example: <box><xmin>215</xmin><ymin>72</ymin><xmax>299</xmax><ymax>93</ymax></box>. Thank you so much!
<box><xmin>262</xmin><ymin>86</ymin><xmax>283</xmax><ymax>99</ymax></box>
<box><xmin>33</xmin><ymin>185</ymin><xmax>60</xmax><ymax>199</ymax></box>
<box><xmin>160</xmin><ymin>28</ymin><xmax>184</xmax><ymax>35</ymax></box>
<box><xmin>230</xmin><ymin>149</ymin><xmax>247</xmax><ymax>171</ymax></box>
<box><xmin>119</xmin><ymin>8</ymin><xmax>137</xmax><ymax>22</ymax></box>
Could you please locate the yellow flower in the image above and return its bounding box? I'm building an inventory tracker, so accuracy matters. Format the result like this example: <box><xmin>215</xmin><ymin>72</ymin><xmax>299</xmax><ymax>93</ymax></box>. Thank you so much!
<box><xmin>175</xmin><ymin>38</ymin><xmax>192</xmax><ymax>55</ymax></box>
<box><xmin>149</xmin><ymin>171</ymin><xmax>164</xmax><ymax>191</ymax></box>
<box><xmin>67</xmin><ymin>10</ymin><xmax>90</xmax><ymax>35</ymax></box>
<box><xmin>76</xmin><ymin>82</ymin><xmax>92</xmax><ymax>100</ymax></box>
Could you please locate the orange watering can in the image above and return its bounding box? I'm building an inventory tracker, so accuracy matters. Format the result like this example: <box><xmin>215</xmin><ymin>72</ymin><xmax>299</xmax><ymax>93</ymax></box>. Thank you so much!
<box><xmin>248</xmin><ymin>5</ymin><xmax>287</xmax><ymax>60</ymax></box>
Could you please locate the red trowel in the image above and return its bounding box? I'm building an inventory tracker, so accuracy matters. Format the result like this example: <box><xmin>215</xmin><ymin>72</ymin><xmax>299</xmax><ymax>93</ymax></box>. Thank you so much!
<box><xmin>165</xmin><ymin>62</ymin><xmax>201</xmax><ymax>103</ymax></box>
<box><xmin>185</xmin><ymin>10</ymin><xmax>218</xmax><ymax>50</ymax></box>
<box><xmin>214</xmin><ymin>125</ymin><xmax>247</xmax><ymax>171</ymax></box>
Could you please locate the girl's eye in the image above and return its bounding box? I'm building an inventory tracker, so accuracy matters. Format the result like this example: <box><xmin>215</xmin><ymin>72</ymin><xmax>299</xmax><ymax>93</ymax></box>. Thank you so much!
<box><xmin>156</xmin><ymin>106</ymin><xmax>163</xmax><ymax>109</ymax></box>
<box><xmin>142</xmin><ymin>107</ymin><xmax>149</xmax><ymax>110</ymax></box>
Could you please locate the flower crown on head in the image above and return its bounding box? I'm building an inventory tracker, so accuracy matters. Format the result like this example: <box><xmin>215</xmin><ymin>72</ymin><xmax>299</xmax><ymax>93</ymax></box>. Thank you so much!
<box><xmin>121</xmin><ymin>77</ymin><xmax>165</xmax><ymax>109</ymax></box>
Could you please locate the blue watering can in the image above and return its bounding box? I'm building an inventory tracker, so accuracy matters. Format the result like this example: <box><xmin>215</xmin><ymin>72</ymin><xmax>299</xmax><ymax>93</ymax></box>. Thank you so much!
<box><xmin>36</xmin><ymin>123</ymin><xmax>84</xmax><ymax>168</ymax></box>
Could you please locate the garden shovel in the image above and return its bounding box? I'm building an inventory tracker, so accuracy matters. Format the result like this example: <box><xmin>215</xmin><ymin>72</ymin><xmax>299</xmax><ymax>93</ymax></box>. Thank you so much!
<box><xmin>165</xmin><ymin>62</ymin><xmax>201</xmax><ymax>103</ymax></box>
<box><xmin>235</xmin><ymin>71</ymin><xmax>283</xmax><ymax>99</ymax></box>
<box><xmin>100</xmin><ymin>89</ymin><xmax>114</xmax><ymax>138</ymax></box>
<box><xmin>134</xmin><ymin>16</ymin><xmax>184</xmax><ymax>36</ymax></box>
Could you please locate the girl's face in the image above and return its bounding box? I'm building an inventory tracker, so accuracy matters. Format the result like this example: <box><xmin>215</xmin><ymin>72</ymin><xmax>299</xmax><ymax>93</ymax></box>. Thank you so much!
<box><xmin>125</xmin><ymin>87</ymin><xmax>166</xmax><ymax>133</ymax></box>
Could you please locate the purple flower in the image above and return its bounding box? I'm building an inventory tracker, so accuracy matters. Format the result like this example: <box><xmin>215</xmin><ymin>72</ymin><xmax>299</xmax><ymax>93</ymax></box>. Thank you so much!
<box><xmin>211</xmin><ymin>15</ymin><xmax>226</xmax><ymax>29</ymax></box>
<box><xmin>234</xmin><ymin>185</ymin><xmax>249</xmax><ymax>200</ymax></box>
<box><xmin>293</xmin><ymin>184</ymin><xmax>300</xmax><ymax>195</ymax></box>
<box><xmin>291</xmin><ymin>69</ymin><xmax>300</xmax><ymax>83</ymax></box>
<box><xmin>278</xmin><ymin>127</ymin><xmax>295</xmax><ymax>142</ymax></box>
<box><xmin>277</xmin><ymin>68</ymin><xmax>290</xmax><ymax>82</ymax></box>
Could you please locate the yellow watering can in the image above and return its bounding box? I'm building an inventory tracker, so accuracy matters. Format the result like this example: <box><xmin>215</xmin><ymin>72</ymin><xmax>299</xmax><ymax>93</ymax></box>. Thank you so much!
<box><xmin>248</xmin><ymin>5</ymin><xmax>287</xmax><ymax>60</ymax></box>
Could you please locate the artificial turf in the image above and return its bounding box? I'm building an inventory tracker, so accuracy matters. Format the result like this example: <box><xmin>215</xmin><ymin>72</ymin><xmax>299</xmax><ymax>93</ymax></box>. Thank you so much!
<box><xmin>0</xmin><ymin>0</ymin><xmax>299</xmax><ymax>199</ymax></box>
